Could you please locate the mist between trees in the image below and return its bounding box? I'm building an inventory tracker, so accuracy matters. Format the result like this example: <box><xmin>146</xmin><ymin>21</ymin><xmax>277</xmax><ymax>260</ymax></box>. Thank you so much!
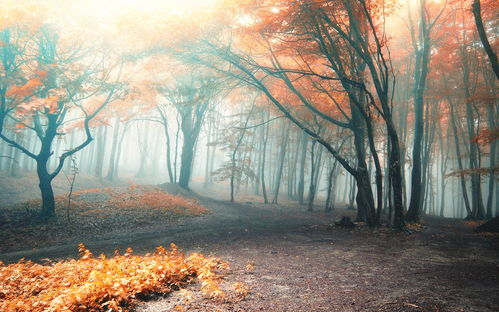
<box><xmin>0</xmin><ymin>0</ymin><xmax>497</xmax><ymax>227</ymax></box>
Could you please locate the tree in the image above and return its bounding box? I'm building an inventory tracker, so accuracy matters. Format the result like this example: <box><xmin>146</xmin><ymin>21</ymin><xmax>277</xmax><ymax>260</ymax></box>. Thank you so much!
<box><xmin>212</xmin><ymin>101</ymin><xmax>258</xmax><ymax>202</ymax></box>
<box><xmin>0</xmin><ymin>24</ymin><xmax>124</xmax><ymax>217</ymax></box>
<box><xmin>471</xmin><ymin>0</ymin><xmax>499</xmax><ymax>79</ymax></box>
<box><xmin>158</xmin><ymin>72</ymin><xmax>222</xmax><ymax>190</ymax></box>
<box><xmin>428</xmin><ymin>0</ymin><xmax>496</xmax><ymax>219</ymax></box>
<box><xmin>406</xmin><ymin>0</ymin><xmax>446</xmax><ymax>222</ymax></box>
<box><xmin>183</xmin><ymin>0</ymin><xmax>405</xmax><ymax>227</ymax></box>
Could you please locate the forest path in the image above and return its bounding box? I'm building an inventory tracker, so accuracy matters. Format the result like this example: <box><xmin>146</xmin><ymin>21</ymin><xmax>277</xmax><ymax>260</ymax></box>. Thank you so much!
<box><xmin>1</xmin><ymin>194</ymin><xmax>498</xmax><ymax>311</ymax></box>
<box><xmin>0</xmin><ymin>194</ymin><xmax>334</xmax><ymax>263</ymax></box>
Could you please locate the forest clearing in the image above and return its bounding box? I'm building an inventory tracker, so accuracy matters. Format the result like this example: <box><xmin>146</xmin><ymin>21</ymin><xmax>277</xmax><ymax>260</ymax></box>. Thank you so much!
<box><xmin>0</xmin><ymin>0</ymin><xmax>498</xmax><ymax>311</ymax></box>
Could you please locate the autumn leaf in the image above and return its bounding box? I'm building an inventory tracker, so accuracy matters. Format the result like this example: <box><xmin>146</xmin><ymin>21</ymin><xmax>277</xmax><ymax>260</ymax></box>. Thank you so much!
<box><xmin>0</xmin><ymin>244</ymin><xmax>230</xmax><ymax>312</ymax></box>
<box><xmin>6</xmin><ymin>78</ymin><xmax>43</xmax><ymax>98</ymax></box>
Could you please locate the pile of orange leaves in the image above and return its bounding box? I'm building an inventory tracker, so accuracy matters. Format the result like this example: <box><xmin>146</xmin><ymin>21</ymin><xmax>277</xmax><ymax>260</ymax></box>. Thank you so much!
<box><xmin>73</xmin><ymin>184</ymin><xmax>210</xmax><ymax>216</ymax></box>
<box><xmin>0</xmin><ymin>243</ymin><xmax>230</xmax><ymax>311</ymax></box>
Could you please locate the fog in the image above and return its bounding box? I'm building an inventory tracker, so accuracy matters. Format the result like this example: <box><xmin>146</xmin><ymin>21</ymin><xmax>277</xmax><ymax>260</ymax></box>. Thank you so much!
<box><xmin>0</xmin><ymin>0</ymin><xmax>497</xmax><ymax>224</ymax></box>
<box><xmin>1</xmin><ymin>95</ymin><xmax>494</xmax><ymax>219</ymax></box>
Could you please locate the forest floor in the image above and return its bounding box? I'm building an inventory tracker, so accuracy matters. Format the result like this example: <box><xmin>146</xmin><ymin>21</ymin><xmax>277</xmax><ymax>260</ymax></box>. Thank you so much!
<box><xmin>0</xmin><ymin>183</ymin><xmax>207</xmax><ymax>253</ymax></box>
<box><xmin>0</xmin><ymin>181</ymin><xmax>498</xmax><ymax>311</ymax></box>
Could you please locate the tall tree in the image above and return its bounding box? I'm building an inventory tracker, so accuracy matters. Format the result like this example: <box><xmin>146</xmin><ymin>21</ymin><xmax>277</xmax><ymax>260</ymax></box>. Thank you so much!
<box><xmin>159</xmin><ymin>73</ymin><xmax>221</xmax><ymax>189</ymax></box>
<box><xmin>407</xmin><ymin>0</ymin><xmax>446</xmax><ymax>222</ymax></box>
<box><xmin>0</xmin><ymin>25</ymin><xmax>124</xmax><ymax>217</ymax></box>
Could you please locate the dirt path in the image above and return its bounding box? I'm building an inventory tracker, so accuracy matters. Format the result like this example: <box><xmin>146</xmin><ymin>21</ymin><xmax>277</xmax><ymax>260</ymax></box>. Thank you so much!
<box><xmin>0</xmin><ymin>195</ymin><xmax>332</xmax><ymax>263</ymax></box>
<box><xmin>1</xmin><ymin>195</ymin><xmax>498</xmax><ymax>312</ymax></box>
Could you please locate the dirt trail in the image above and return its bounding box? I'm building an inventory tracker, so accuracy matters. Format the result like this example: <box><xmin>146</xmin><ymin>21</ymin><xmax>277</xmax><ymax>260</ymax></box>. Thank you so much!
<box><xmin>1</xmin><ymin>195</ymin><xmax>498</xmax><ymax>312</ymax></box>
<box><xmin>0</xmin><ymin>195</ymin><xmax>332</xmax><ymax>263</ymax></box>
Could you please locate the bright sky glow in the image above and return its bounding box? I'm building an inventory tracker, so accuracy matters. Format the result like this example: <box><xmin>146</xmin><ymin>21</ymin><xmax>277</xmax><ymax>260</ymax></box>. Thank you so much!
<box><xmin>33</xmin><ymin>0</ymin><xmax>222</xmax><ymax>31</ymax></box>
<box><xmin>91</xmin><ymin>0</ymin><xmax>220</xmax><ymax>16</ymax></box>
<box><xmin>12</xmin><ymin>0</ymin><xmax>225</xmax><ymax>49</ymax></box>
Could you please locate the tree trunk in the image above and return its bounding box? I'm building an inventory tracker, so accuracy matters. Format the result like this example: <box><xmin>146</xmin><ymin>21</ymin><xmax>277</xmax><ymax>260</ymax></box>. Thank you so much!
<box><xmin>178</xmin><ymin>99</ymin><xmax>208</xmax><ymax>189</ymax></box>
<box><xmin>438</xmin><ymin>122</ymin><xmax>449</xmax><ymax>217</ymax></box>
<box><xmin>164</xmin><ymin>117</ymin><xmax>175</xmax><ymax>183</ymax></box>
<box><xmin>325</xmin><ymin>158</ymin><xmax>339</xmax><ymax>212</ymax></box>
<box><xmin>463</xmin><ymin>52</ymin><xmax>486</xmax><ymax>219</ymax></box>
<box><xmin>230</xmin><ymin>107</ymin><xmax>252</xmax><ymax>202</ymax></box>
<box><xmin>261</xmin><ymin>117</ymin><xmax>270</xmax><ymax>204</ymax></box>
<box><xmin>419</xmin><ymin>100</ymin><xmax>437</xmax><ymax>217</ymax></box>
<box><xmin>287</xmin><ymin>131</ymin><xmax>300</xmax><ymax>200</ymax></box>
<box><xmin>308</xmin><ymin>140</ymin><xmax>317</xmax><ymax>211</ymax></box>
<box><xmin>106</xmin><ymin>117</ymin><xmax>121</xmax><ymax>181</ymax></box>
<box><xmin>471</xmin><ymin>0</ymin><xmax>499</xmax><ymax>79</ymax></box>
<box><xmin>407</xmin><ymin>2</ymin><xmax>432</xmax><ymax>222</ymax></box>
<box><xmin>9</xmin><ymin>131</ymin><xmax>21</xmax><ymax>176</ymax></box>
<box><xmin>351</xmin><ymin>104</ymin><xmax>377</xmax><ymax>225</ymax></box>
<box><xmin>254</xmin><ymin>116</ymin><xmax>264</xmax><ymax>195</ymax></box>
<box><xmin>448</xmin><ymin>97</ymin><xmax>472</xmax><ymax>217</ymax></box>
<box><xmin>38</xmin><ymin>162</ymin><xmax>55</xmax><ymax>218</ymax></box>
<box><xmin>204</xmin><ymin>116</ymin><xmax>212</xmax><ymax>187</ymax></box>
<box><xmin>297</xmin><ymin>131</ymin><xmax>308</xmax><ymax>205</ymax></box>
<box><xmin>178</xmin><ymin>134</ymin><xmax>194</xmax><ymax>189</ymax></box>
<box><xmin>272</xmin><ymin>126</ymin><xmax>289</xmax><ymax>204</ymax></box>
<box><xmin>37</xmin><ymin>123</ymin><xmax>58</xmax><ymax>217</ymax></box>
<box><xmin>94</xmin><ymin>125</ymin><xmax>107</xmax><ymax>179</ymax></box>
<box><xmin>483</xmin><ymin>70</ymin><xmax>497</xmax><ymax>218</ymax></box>
<box><xmin>136</xmin><ymin>122</ymin><xmax>150</xmax><ymax>178</ymax></box>
<box><xmin>387</xmin><ymin>123</ymin><xmax>406</xmax><ymax>229</ymax></box>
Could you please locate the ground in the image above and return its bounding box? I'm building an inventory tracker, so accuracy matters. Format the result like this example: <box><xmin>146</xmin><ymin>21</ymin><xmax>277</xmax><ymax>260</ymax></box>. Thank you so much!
<box><xmin>0</xmin><ymin>183</ymin><xmax>207</xmax><ymax>253</ymax></box>
<box><xmin>0</xmin><ymin>180</ymin><xmax>498</xmax><ymax>312</ymax></box>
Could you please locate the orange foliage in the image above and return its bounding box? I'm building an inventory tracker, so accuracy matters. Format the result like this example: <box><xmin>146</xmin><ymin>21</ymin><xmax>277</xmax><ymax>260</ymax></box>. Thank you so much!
<box><xmin>116</xmin><ymin>189</ymin><xmax>208</xmax><ymax>216</ymax></box>
<box><xmin>0</xmin><ymin>243</ymin><xmax>228</xmax><ymax>312</ymax></box>
<box><xmin>6</xmin><ymin>78</ymin><xmax>43</xmax><ymax>98</ymax></box>
<box><xmin>462</xmin><ymin>220</ymin><xmax>486</xmax><ymax>228</ymax></box>
<box><xmin>73</xmin><ymin>188</ymin><xmax>112</xmax><ymax>195</ymax></box>
<box><xmin>473</xmin><ymin>127</ymin><xmax>499</xmax><ymax>145</ymax></box>
<box><xmin>73</xmin><ymin>185</ymin><xmax>210</xmax><ymax>216</ymax></box>
<box><xmin>405</xmin><ymin>223</ymin><xmax>426</xmax><ymax>232</ymax></box>
<box><xmin>232</xmin><ymin>282</ymin><xmax>250</xmax><ymax>299</ymax></box>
